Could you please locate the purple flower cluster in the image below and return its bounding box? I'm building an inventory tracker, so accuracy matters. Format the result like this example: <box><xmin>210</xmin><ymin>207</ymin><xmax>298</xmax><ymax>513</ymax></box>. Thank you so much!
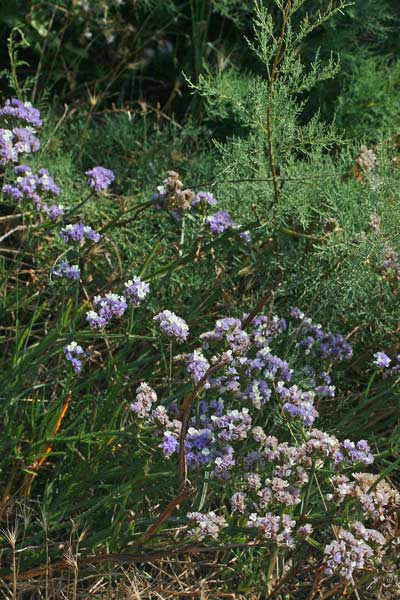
<box><xmin>191</xmin><ymin>191</ymin><xmax>217</xmax><ymax>207</ymax></box>
<box><xmin>0</xmin><ymin>99</ymin><xmax>42</xmax><ymax>127</ymax></box>
<box><xmin>152</xmin><ymin>397</ymin><xmax>242</xmax><ymax>475</ymax></box>
<box><xmin>147</xmin><ymin>309</ymin><xmax>374</xmax><ymax>496</ymax></box>
<box><xmin>247</xmin><ymin>513</ymin><xmax>296</xmax><ymax>547</ymax></box>
<box><xmin>123</xmin><ymin>277</ymin><xmax>150</xmax><ymax>305</ymax></box>
<box><xmin>238</xmin><ymin>428</ymin><xmax>371</xmax><ymax>509</ymax></box>
<box><xmin>373</xmin><ymin>351</ymin><xmax>391</xmax><ymax>369</ymax></box>
<box><xmin>290</xmin><ymin>308</ymin><xmax>353</xmax><ymax>361</ymax></box>
<box><xmin>205</xmin><ymin>210</ymin><xmax>237</xmax><ymax>234</ymax></box>
<box><xmin>278</xmin><ymin>384</ymin><xmax>318</xmax><ymax>426</ymax></box>
<box><xmin>186</xmin><ymin>349</ymin><xmax>210</xmax><ymax>383</ymax></box>
<box><xmin>85</xmin><ymin>166</ymin><xmax>115</xmax><ymax>192</ymax></box>
<box><xmin>328</xmin><ymin>473</ymin><xmax>400</xmax><ymax>520</ymax></box>
<box><xmin>336</xmin><ymin>439</ymin><xmax>374</xmax><ymax>466</ymax></box>
<box><xmin>186</xmin><ymin>511</ymin><xmax>228</xmax><ymax>540</ymax></box>
<box><xmin>64</xmin><ymin>341</ymin><xmax>84</xmax><ymax>373</ymax></box>
<box><xmin>86</xmin><ymin>293</ymin><xmax>128</xmax><ymax>328</ymax></box>
<box><xmin>129</xmin><ymin>382</ymin><xmax>157</xmax><ymax>418</ymax></box>
<box><xmin>85</xmin><ymin>275</ymin><xmax>150</xmax><ymax>329</ymax></box>
<box><xmin>239</xmin><ymin>230</ymin><xmax>252</xmax><ymax>243</ymax></box>
<box><xmin>3</xmin><ymin>165</ymin><xmax>63</xmax><ymax>220</ymax></box>
<box><xmin>153</xmin><ymin>310</ymin><xmax>189</xmax><ymax>341</ymax></box>
<box><xmin>60</xmin><ymin>223</ymin><xmax>101</xmax><ymax>244</ymax></box>
<box><xmin>0</xmin><ymin>127</ymin><xmax>40</xmax><ymax>165</ymax></box>
<box><xmin>324</xmin><ymin>522</ymin><xmax>385</xmax><ymax>579</ymax></box>
<box><xmin>51</xmin><ymin>260</ymin><xmax>80</xmax><ymax>281</ymax></box>
<box><xmin>159</xmin><ymin>431</ymin><xmax>180</xmax><ymax>456</ymax></box>
<box><xmin>0</xmin><ymin>99</ymin><xmax>42</xmax><ymax>165</ymax></box>
<box><xmin>149</xmin><ymin>171</ymin><xmax>252</xmax><ymax>244</ymax></box>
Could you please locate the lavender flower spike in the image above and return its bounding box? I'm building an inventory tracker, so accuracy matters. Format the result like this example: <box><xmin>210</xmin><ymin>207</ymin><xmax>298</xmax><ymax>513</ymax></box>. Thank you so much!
<box><xmin>85</xmin><ymin>166</ymin><xmax>115</xmax><ymax>192</ymax></box>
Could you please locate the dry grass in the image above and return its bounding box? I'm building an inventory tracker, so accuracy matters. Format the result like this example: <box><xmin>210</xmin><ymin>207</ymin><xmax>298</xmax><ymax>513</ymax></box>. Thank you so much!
<box><xmin>0</xmin><ymin>557</ymin><xmax>253</xmax><ymax>599</ymax></box>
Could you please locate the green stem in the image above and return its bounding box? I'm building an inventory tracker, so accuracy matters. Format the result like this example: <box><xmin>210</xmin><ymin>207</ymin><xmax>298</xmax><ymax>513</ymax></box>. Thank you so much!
<box><xmin>364</xmin><ymin>371</ymin><xmax>376</xmax><ymax>398</ymax></box>
<box><xmin>265</xmin><ymin>545</ymin><xmax>278</xmax><ymax>595</ymax></box>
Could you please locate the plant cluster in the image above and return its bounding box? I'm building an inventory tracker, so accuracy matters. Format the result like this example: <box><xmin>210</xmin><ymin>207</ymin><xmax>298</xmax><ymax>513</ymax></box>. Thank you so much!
<box><xmin>0</xmin><ymin>96</ymin><xmax>399</xmax><ymax>598</ymax></box>
<box><xmin>1</xmin><ymin>1</ymin><xmax>400</xmax><ymax>597</ymax></box>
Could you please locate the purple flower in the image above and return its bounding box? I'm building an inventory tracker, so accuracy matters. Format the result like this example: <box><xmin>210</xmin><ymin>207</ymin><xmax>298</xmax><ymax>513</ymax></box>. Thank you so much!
<box><xmin>85</xmin><ymin>310</ymin><xmax>107</xmax><ymax>329</ymax></box>
<box><xmin>36</xmin><ymin>168</ymin><xmax>60</xmax><ymax>195</ymax></box>
<box><xmin>5</xmin><ymin>166</ymin><xmax>60</xmax><ymax>206</ymax></box>
<box><xmin>43</xmin><ymin>204</ymin><xmax>64</xmax><ymax>220</ymax></box>
<box><xmin>373</xmin><ymin>351</ymin><xmax>391</xmax><ymax>368</ymax></box>
<box><xmin>123</xmin><ymin>277</ymin><xmax>150</xmax><ymax>305</ymax></box>
<box><xmin>186</xmin><ymin>349</ymin><xmax>210</xmax><ymax>383</ymax></box>
<box><xmin>205</xmin><ymin>210</ymin><xmax>236</xmax><ymax>234</ymax></box>
<box><xmin>153</xmin><ymin>310</ymin><xmax>189</xmax><ymax>341</ymax></box>
<box><xmin>243</xmin><ymin>379</ymin><xmax>271</xmax><ymax>408</ymax></box>
<box><xmin>13</xmin><ymin>127</ymin><xmax>40</xmax><ymax>155</ymax></box>
<box><xmin>0</xmin><ymin>98</ymin><xmax>42</xmax><ymax>127</ymax></box>
<box><xmin>85</xmin><ymin>166</ymin><xmax>115</xmax><ymax>192</ymax></box>
<box><xmin>192</xmin><ymin>191</ymin><xmax>217</xmax><ymax>207</ymax></box>
<box><xmin>150</xmin><ymin>189</ymin><xmax>167</xmax><ymax>210</ymax></box>
<box><xmin>289</xmin><ymin>307</ymin><xmax>305</xmax><ymax>320</ymax></box>
<box><xmin>129</xmin><ymin>382</ymin><xmax>157</xmax><ymax>418</ymax></box>
<box><xmin>86</xmin><ymin>293</ymin><xmax>128</xmax><ymax>328</ymax></box>
<box><xmin>239</xmin><ymin>230</ymin><xmax>252</xmax><ymax>243</ymax></box>
<box><xmin>341</xmin><ymin>439</ymin><xmax>374</xmax><ymax>465</ymax></box>
<box><xmin>200</xmin><ymin>317</ymin><xmax>242</xmax><ymax>342</ymax></box>
<box><xmin>60</xmin><ymin>223</ymin><xmax>101</xmax><ymax>244</ymax></box>
<box><xmin>159</xmin><ymin>431</ymin><xmax>179</xmax><ymax>457</ymax></box>
<box><xmin>297</xmin><ymin>524</ymin><xmax>313</xmax><ymax>537</ymax></box>
<box><xmin>2</xmin><ymin>183</ymin><xmax>23</xmax><ymax>201</ymax></box>
<box><xmin>247</xmin><ymin>513</ymin><xmax>295</xmax><ymax>546</ymax></box>
<box><xmin>64</xmin><ymin>341</ymin><xmax>84</xmax><ymax>373</ymax></box>
<box><xmin>3</xmin><ymin>165</ymin><xmax>63</xmax><ymax>221</ymax></box>
<box><xmin>293</xmin><ymin>312</ymin><xmax>353</xmax><ymax>362</ymax></box>
<box><xmin>0</xmin><ymin>128</ymin><xmax>18</xmax><ymax>164</ymax></box>
<box><xmin>231</xmin><ymin>491</ymin><xmax>246</xmax><ymax>513</ymax></box>
<box><xmin>187</xmin><ymin>511</ymin><xmax>228</xmax><ymax>540</ymax></box>
<box><xmin>51</xmin><ymin>260</ymin><xmax>80</xmax><ymax>281</ymax></box>
<box><xmin>0</xmin><ymin>127</ymin><xmax>40</xmax><ymax>163</ymax></box>
<box><xmin>323</xmin><ymin>525</ymin><xmax>384</xmax><ymax>579</ymax></box>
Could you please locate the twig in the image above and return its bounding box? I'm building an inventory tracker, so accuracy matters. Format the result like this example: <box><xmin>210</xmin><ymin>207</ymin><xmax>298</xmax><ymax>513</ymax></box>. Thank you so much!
<box><xmin>138</xmin><ymin>487</ymin><xmax>189</xmax><ymax>546</ymax></box>
<box><xmin>265</xmin><ymin>0</ymin><xmax>292</xmax><ymax>205</ymax></box>
<box><xmin>3</xmin><ymin>541</ymin><xmax>265</xmax><ymax>582</ymax></box>
<box><xmin>242</xmin><ymin>269</ymin><xmax>284</xmax><ymax>328</ymax></box>
<box><xmin>0</xmin><ymin>225</ymin><xmax>27</xmax><ymax>243</ymax></box>
<box><xmin>189</xmin><ymin>172</ymin><xmax>339</xmax><ymax>190</ymax></box>
<box><xmin>0</xmin><ymin>214</ymin><xmax>22</xmax><ymax>222</ymax></box>
<box><xmin>307</xmin><ymin>566</ymin><xmax>325</xmax><ymax>600</ymax></box>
